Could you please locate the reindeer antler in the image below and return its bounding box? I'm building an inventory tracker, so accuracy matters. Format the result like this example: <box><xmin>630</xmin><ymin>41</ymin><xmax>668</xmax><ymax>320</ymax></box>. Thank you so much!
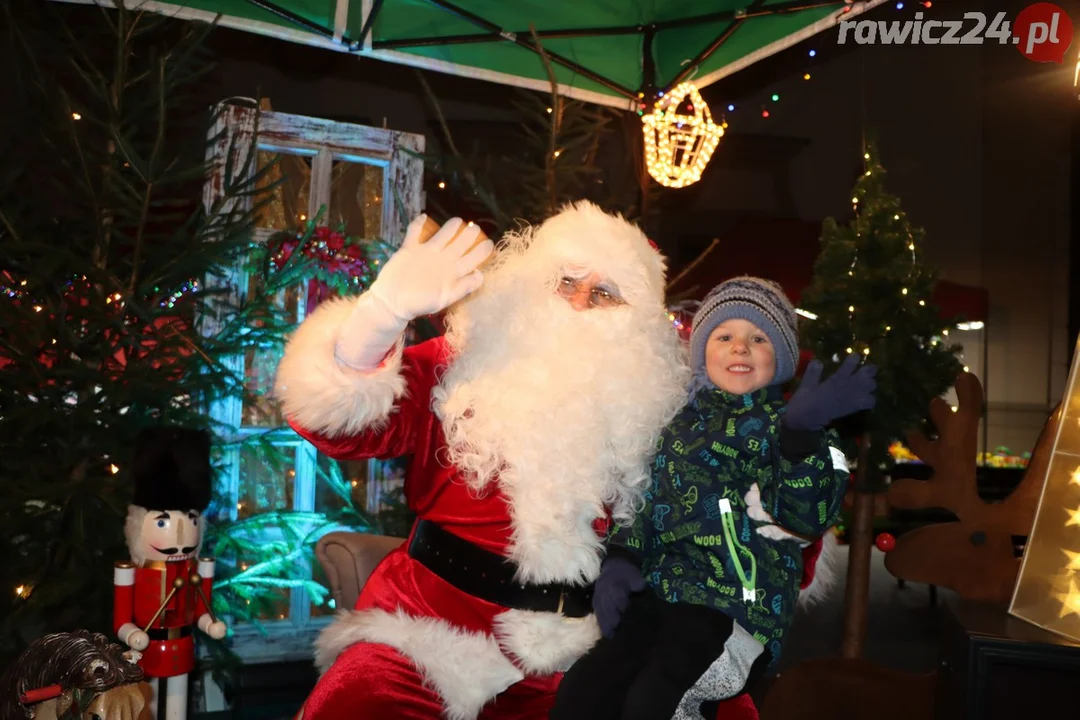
<box><xmin>888</xmin><ymin>371</ymin><xmax>983</xmax><ymax>520</ymax></box>
<box><xmin>986</xmin><ymin>402</ymin><xmax>1061</xmax><ymax>536</ymax></box>
<box><xmin>884</xmin><ymin>372</ymin><xmax>1055</xmax><ymax>603</ymax></box>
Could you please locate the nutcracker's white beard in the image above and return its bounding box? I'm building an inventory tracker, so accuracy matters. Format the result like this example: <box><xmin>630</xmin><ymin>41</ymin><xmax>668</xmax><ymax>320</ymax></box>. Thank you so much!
<box><xmin>432</xmin><ymin>232</ymin><xmax>689</xmax><ymax>528</ymax></box>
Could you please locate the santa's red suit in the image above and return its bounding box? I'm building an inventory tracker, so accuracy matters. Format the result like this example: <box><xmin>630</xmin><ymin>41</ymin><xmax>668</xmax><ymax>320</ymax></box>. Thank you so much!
<box><xmin>276</xmin><ymin>204</ymin><xmax>831</xmax><ymax>720</ymax></box>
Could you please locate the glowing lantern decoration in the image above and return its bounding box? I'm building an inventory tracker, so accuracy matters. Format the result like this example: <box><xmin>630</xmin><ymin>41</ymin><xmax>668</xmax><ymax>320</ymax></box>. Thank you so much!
<box><xmin>641</xmin><ymin>82</ymin><xmax>723</xmax><ymax>189</ymax></box>
<box><xmin>1009</xmin><ymin>333</ymin><xmax>1080</xmax><ymax>642</ymax></box>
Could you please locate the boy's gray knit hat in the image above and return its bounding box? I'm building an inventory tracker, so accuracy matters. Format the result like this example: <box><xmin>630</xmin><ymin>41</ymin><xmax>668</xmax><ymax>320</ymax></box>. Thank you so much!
<box><xmin>688</xmin><ymin>276</ymin><xmax>800</xmax><ymax>396</ymax></box>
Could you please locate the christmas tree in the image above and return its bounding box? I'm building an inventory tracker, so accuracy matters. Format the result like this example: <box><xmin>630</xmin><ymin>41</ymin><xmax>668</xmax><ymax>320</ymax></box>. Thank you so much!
<box><xmin>0</xmin><ymin>0</ymin><xmax>379</xmax><ymax>668</ymax></box>
<box><xmin>798</xmin><ymin>141</ymin><xmax>964</xmax><ymax>658</ymax></box>
<box><xmin>799</xmin><ymin>141</ymin><xmax>965</xmax><ymax>487</ymax></box>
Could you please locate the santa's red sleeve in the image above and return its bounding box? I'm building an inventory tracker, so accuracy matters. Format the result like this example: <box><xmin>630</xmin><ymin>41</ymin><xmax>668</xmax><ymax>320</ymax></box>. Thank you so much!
<box><xmin>274</xmin><ymin>296</ymin><xmax>447</xmax><ymax>461</ymax></box>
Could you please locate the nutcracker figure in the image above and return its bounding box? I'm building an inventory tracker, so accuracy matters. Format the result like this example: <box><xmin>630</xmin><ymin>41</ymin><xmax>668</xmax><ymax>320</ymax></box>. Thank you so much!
<box><xmin>113</xmin><ymin>427</ymin><xmax>226</xmax><ymax>720</ymax></box>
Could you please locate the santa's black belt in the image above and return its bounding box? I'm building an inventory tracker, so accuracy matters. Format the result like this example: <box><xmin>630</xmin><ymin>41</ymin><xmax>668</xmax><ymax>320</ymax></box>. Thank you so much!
<box><xmin>407</xmin><ymin>519</ymin><xmax>594</xmax><ymax>618</ymax></box>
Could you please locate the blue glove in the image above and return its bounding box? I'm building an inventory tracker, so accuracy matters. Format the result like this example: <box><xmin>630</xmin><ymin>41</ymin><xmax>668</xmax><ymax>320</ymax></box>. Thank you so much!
<box><xmin>784</xmin><ymin>354</ymin><xmax>878</xmax><ymax>432</ymax></box>
<box><xmin>592</xmin><ymin>556</ymin><xmax>646</xmax><ymax>639</ymax></box>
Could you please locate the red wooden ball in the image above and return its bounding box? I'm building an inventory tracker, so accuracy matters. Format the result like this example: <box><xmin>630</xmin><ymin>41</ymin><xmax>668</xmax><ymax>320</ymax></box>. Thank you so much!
<box><xmin>875</xmin><ymin>532</ymin><xmax>896</xmax><ymax>552</ymax></box>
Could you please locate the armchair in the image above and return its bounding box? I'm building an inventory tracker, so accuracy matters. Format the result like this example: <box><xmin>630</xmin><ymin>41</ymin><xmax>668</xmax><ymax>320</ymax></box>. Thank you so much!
<box><xmin>315</xmin><ymin>532</ymin><xmax>404</xmax><ymax>610</ymax></box>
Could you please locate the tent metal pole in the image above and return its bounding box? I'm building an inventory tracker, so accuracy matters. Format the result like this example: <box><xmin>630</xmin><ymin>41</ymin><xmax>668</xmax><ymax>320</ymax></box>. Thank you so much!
<box><xmin>640</xmin><ymin>28</ymin><xmax>656</xmax><ymax>99</ymax></box>
<box><xmin>359</xmin><ymin>0</ymin><xmax>385</xmax><ymax>47</ymax></box>
<box><xmin>663</xmin><ymin>0</ymin><xmax>768</xmax><ymax>91</ymax></box>
<box><xmin>376</xmin><ymin>26</ymin><xmax>647</xmax><ymax>47</ymax></box>
<box><xmin>415</xmin><ymin>0</ymin><xmax>640</xmax><ymax>100</ymax></box>
<box><xmin>374</xmin><ymin>0</ymin><xmax>848</xmax><ymax>47</ymax></box>
<box><xmin>654</xmin><ymin>0</ymin><xmax>847</xmax><ymax>31</ymax></box>
<box><xmin>242</xmin><ymin>0</ymin><xmax>361</xmax><ymax>49</ymax></box>
<box><xmin>332</xmin><ymin>0</ymin><xmax>350</xmax><ymax>44</ymax></box>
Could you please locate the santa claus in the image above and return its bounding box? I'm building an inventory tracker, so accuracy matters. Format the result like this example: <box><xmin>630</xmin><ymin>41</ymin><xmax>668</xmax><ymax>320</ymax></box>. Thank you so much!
<box><xmin>274</xmin><ymin>201</ymin><xmax>783</xmax><ymax>719</ymax></box>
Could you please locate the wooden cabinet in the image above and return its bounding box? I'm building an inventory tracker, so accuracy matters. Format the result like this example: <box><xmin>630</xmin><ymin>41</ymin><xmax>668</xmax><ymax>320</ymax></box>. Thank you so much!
<box><xmin>937</xmin><ymin>600</ymin><xmax>1080</xmax><ymax>719</ymax></box>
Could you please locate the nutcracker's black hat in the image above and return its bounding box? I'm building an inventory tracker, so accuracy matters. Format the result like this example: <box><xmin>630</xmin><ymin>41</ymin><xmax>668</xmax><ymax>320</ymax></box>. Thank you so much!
<box><xmin>130</xmin><ymin>426</ymin><xmax>212</xmax><ymax>511</ymax></box>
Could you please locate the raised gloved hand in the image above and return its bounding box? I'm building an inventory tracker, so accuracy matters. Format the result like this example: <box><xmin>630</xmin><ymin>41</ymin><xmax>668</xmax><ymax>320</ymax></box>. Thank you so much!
<box><xmin>335</xmin><ymin>215</ymin><xmax>494</xmax><ymax>370</ymax></box>
<box><xmin>369</xmin><ymin>215</ymin><xmax>493</xmax><ymax>322</ymax></box>
<box><xmin>593</xmin><ymin>556</ymin><xmax>646</xmax><ymax>639</ymax></box>
<box><xmin>784</xmin><ymin>354</ymin><xmax>878</xmax><ymax>432</ymax></box>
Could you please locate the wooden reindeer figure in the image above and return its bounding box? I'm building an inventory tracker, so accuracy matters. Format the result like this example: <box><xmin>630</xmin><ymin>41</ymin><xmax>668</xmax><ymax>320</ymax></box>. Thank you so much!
<box><xmin>885</xmin><ymin>371</ymin><xmax>1060</xmax><ymax>604</ymax></box>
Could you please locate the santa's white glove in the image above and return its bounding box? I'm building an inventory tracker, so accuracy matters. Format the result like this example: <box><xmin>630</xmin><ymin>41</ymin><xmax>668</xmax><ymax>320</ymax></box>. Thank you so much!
<box><xmin>334</xmin><ymin>215</ymin><xmax>493</xmax><ymax>371</ymax></box>
<box><xmin>744</xmin><ymin>483</ymin><xmax>812</xmax><ymax>548</ymax></box>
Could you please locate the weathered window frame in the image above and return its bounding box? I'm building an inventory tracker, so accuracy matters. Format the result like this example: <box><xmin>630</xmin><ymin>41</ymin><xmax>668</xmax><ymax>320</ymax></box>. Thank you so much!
<box><xmin>202</xmin><ymin>99</ymin><xmax>423</xmax><ymax>662</ymax></box>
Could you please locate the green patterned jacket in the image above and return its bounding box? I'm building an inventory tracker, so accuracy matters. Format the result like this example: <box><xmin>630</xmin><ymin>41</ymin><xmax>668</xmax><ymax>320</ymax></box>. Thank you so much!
<box><xmin>607</xmin><ymin>384</ymin><xmax>849</xmax><ymax>665</ymax></box>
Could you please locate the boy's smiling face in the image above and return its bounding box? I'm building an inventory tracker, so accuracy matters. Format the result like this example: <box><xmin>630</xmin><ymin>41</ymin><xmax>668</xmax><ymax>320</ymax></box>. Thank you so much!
<box><xmin>705</xmin><ymin>318</ymin><xmax>777</xmax><ymax>395</ymax></box>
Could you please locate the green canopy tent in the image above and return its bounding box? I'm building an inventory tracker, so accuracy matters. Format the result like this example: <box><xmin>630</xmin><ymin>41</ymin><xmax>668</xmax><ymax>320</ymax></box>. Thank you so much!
<box><xmin>60</xmin><ymin>0</ymin><xmax>887</xmax><ymax>109</ymax></box>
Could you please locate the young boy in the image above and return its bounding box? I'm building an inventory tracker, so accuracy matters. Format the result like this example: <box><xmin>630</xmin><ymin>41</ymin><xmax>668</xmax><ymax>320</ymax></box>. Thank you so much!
<box><xmin>551</xmin><ymin>276</ymin><xmax>876</xmax><ymax>720</ymax></box>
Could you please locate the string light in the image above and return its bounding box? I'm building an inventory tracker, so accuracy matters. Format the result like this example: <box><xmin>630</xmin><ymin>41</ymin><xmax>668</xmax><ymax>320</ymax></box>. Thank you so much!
<box><xmin>713</xmin><ymin>4</ymin><xmax>917</xmax><ymax>129</ymax></box>
<box><xmin>642</xmin><ymin>82</ymin><xmax>723</xmax><ymax>188</ymax></box>
<box><xmin>72</xmin><ymin>112</ymin><xmax>82</xmax><ymax>121</ymax></box>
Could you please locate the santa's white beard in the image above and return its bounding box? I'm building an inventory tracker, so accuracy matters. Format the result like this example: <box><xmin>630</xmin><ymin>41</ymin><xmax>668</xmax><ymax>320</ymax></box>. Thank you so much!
<box><xmin>432</xmin><ymin>255</ymin><xmax>689</xmax><ymax>584</ymax></box>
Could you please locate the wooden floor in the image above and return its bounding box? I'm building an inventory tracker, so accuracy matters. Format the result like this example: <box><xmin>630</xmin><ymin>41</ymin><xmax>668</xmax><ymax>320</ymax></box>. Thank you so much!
<box><xmin>780</xmin><ymin>543</ymin><xmax>951</xmax><ymax>674</ymax></box>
